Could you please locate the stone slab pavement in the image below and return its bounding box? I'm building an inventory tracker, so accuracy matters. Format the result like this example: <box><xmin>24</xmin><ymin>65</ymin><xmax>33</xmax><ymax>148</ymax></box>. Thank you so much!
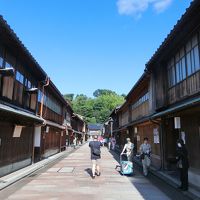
<box><xmin>0</xmin><ymin>143</ymin><xmax>172</xmax><ymax>200</ymax></box>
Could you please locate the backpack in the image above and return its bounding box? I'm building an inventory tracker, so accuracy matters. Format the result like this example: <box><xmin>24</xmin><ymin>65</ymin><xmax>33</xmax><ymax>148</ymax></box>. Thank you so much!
<box><xmin>92</xmin><ymin>141</ymin><xmax>101</xmax><ymax>156</ymax></box>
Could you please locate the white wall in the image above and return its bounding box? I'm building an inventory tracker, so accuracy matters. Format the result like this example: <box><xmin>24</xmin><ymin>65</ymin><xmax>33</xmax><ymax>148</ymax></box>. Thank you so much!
<box><xmin>34</xmin><ymin>126</ymin><xmax>41</xmax><ymax>147</ymax></box>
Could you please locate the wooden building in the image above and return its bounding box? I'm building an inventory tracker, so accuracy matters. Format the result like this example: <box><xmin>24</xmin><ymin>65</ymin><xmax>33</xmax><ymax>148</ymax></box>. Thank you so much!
<box><xmin>112</xmin><ymin>73</ymin><xmax>161</xmax><ymax>168</ymax></box>
<box><xmin>0</xmin><ymin>15</ymin><xmax>46</xmax><ymax>176</ymax></box>
<box><xmin>111</xmin><ymin>0</ymin><xmax>200</xmax><ymax>189</ymax></box>
<box><xmin>0</xmin><ymin>15</ymin><xmax>73</xmax><ymax>176</ymax></box>
<box><xmin>145</xmin><ymin>0</ymin><xmax>200</xmax><ymax>188</ymax></box>
<box><xmin>71</xmin><ymin>114</ymin><xmax>87</xmax><ymax>145</ymax></box>
<box><xmin>34</xmin><ymin>81</ymin><xmax>73</xmax><ymax>161</ymax></box>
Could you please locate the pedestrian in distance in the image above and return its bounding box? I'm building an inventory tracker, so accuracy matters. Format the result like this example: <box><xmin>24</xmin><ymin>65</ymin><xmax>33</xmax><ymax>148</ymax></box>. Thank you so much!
<box><xmin>176</xmin><ymin>139</ymin><xmax>189</xmax><ymax>191</ymax></box>
<box><xmin>89</xmin><ymin>135</ymin><xmax>103</xmax><ymax>179</ymax></box>
<box><xmin>111</xmin><ymin>136</ymin><xmax>116</xmax><ymax>150</ymax></box>
<box><xmin>73</xmin><ymin>136</ymin><xmax>77</xmax><ymax>149</ymax></box>
<box><xmin>139</xmin><ymin>137</ymin><xmax>151</xmax><ymax>176</ymax></box>
<box><xmin>108</xmin><ymin>137</ymin><xmax>111</xmax><ymax>150</ymax></box>
<box><xmin>121</xmin><ymin>138</ymin><xmax>134</xmax><ymax>161</ymax></box>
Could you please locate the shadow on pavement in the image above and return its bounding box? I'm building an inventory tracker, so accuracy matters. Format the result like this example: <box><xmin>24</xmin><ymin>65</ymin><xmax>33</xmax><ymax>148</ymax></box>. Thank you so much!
<box><xmin>85</xmin><ymin>168</ymin><xmax>93</xmax><ymax>178</ymax></box>
<box><xmin>108</xmin><ymin>148</ymin><xmax>192</xmax><ymax>200</ymax></box>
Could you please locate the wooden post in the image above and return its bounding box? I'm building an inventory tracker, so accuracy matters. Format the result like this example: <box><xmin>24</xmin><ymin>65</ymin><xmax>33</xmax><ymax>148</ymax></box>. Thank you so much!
<box><xmin>32</xmin><ymin>127</ymin><xmax>35</xmax><ymax>164</ymax></box>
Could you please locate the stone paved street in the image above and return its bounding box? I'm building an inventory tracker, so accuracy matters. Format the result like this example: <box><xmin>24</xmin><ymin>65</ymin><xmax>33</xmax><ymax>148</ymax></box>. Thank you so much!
<box><xmin>0</xmin><ymin>144</ymin><xmax>180</xmax><ymax>200</ymax></box>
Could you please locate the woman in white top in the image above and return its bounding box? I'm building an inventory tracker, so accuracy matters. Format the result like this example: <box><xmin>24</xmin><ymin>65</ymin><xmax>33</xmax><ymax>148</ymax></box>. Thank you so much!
<box><xmin>121</xmin><ymin>138</ymin><xmax>134</xmax><ymax>161</ymax></box>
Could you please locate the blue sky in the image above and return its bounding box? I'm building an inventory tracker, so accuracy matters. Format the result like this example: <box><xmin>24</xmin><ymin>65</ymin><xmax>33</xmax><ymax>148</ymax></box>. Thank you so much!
<box><xmin>0</xmin><ymin>0</ymin><xmax>192</xmax><ymax>97</ymax></box>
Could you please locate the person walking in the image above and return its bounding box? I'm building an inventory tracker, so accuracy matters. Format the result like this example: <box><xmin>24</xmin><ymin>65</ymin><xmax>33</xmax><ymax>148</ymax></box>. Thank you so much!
<box><xmin>89</xmin><ymin>135</ymin><xmax>103</xmax><ymax>179</ymax></box>
<box><xmin>121</xmin><ymin>138</ymin><xmax>134</xmax><ymax>161</ymax></box>
<box><xmin>108</xmin><ymin>137</ymin><xmax>111</xmax><ymax>150</ymax></box>
<box><xmin>139</xmin><ymin>137</ymin><xmax>151</xmax><ymax>176</ymax></box>
<box><xmin>176</xmin><ymin>139</ymin><xmax>189</xmax><ymax>191</ymax></box>
<box><xmin>111</xmin><ymin>136</ymin><xmax>116</xmax><ymax>150</ymax></box>
<box><xmin>73</xmin><ymin>136</ymin><xmax>77</xmax><ymax>149</ymax></box>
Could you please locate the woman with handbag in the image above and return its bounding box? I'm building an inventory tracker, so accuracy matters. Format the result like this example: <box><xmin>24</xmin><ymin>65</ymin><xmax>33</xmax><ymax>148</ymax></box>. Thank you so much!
<box><xmin>176</xmin><ymin>139</ymin><xmax>189</xmax><ymax>191</ymax></box>
<box><xmin>89</xmin><ymin>135</ymin><xmax>103</xmax><ymax>179</ymax></box>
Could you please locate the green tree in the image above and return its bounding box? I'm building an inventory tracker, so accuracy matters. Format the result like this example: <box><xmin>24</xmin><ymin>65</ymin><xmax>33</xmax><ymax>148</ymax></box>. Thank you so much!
<box><xmin>71</xmin><ymin>90</ymin><xmax>125</xmax><ymax>124</ymax></box>
<box><xmin>93</xmin><ymin>89</ymin><xmax>117</xmax><ymax>97</ymax></box>
<box><xmin>63</xmin><ymin>93</ymin><xmax>74</xmax><ymax>102</ymax></box>
<box><xmin>93</xmin><ymin>94</ymin><xmax>124</xmax><ymax>123</ymax></box>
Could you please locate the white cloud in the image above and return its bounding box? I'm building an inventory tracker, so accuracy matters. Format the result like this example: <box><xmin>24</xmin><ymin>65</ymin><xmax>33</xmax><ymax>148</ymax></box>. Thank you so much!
<box><xmin>117</xmin><ymin>0</ymin><xmax>172</xmax><ymax>18</ymax></box>
<box><xmin>153</xmin><ymin>0</ymin><xmax>172</xmax><ymax>13</ymax></box>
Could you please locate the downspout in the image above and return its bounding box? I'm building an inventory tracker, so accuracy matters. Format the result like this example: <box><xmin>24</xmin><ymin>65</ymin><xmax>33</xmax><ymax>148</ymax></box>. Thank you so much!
<box><xmin>150</xmin><ymin>118</ymin><xmax>164</xmax><ymax>170</ymax></box>
<box><xmin>40</xmin><ymin>77</ymin><xmax>50</xmax><ymax>117</ymax></box>
<box><xmin>39</xmin><ymin>77</ymin><xmax>49</xmax><ymax>160</ymax></box>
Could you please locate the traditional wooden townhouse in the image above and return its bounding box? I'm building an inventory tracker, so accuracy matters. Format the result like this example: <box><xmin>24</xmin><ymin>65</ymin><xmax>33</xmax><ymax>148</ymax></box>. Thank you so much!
<box><xmin>0</xmin><ymin>15</ymin><xmax>46</xmax><ymax>176</ymax></box>
<box><xmin>0</xmin><ymin>15</ymin><xmax>73</xmax><ymax>176</ymax></box>
<box><xmin>113</xmin><ymin>73</ymin><xmax>161</xmax><ymax>168</ymax></box>
<box><xmin>71</xmin><ymin>114</ymin><xmax>87</xmax><ymax>145</ymax></box>
<box><xmin>34</xmin><ymin>80</ymin><xmax>73</xmax><ymax>161</ymax></box>
<box><xmin>145</xmin><ymin>0</ymin><xmax>200</xmax><ymax>188</ymax></box>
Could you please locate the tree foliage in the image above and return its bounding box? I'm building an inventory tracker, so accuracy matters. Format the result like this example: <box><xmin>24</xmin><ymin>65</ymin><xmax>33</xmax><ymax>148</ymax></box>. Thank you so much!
<box><xmin>67</xmin><ymin>90</ymin><xmax>125</xmax><ymax>123</ymax></box>
<box><xmin>63</xmin><ymin>93</ymin><xmax>74</xmax><ymax>102</ymax></box>
<box><xmin>93</xmin><ymin>89</ymin><xmax>117</xmax><ymax>97</ymax></box>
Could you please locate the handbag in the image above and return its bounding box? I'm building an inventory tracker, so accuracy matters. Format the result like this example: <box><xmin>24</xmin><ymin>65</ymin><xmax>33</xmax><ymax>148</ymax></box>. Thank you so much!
<box><xmin>177</xmin><ymin>160</ymin><xmax>183</xmax><ymax>168</ymax></box>
<box><xmin>92</xmin><ymin>148</ymin><xmax>101</xmax><ymax>156</ymax></box>
<box><xmin>140</xmin><ymin>153</ymin><xmax>145</xmax><ymax>160</ymax></box>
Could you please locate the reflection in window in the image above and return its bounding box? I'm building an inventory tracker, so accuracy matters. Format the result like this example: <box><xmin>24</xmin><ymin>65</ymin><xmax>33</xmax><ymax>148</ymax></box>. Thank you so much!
<box><xmin>16</xmin><ymin>71</ymin><xmax>24</xmax><ymax>84</ymax></box>
<box><xmin>38</xmin><ymin>90</ymin><xmax>43</xmax><ymax>103</ymax></box>
<box><xmin>0</xmin><ymin>57</ymin><xmax>3</xmax><ymax>68</ymax></box>
<box><xmin>186</xmin><ymin>35</ymin><xmax>200</xmax><ymax>76</ymax></box>
<box><xmin>168</xmin><ymin>34</ymin><xmax>200</xmax><ymax>88</ymax></box>
<box><xmin>5</xmin><ymin>62</ymin><xmax>12</xmax><ymax>69</ymax></box>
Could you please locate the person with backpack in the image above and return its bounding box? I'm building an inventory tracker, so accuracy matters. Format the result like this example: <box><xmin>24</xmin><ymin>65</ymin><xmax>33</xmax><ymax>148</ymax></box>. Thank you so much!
<box><xmin>89</xmin><ymin>135</ymin><xmax>103</xmax><ymax>179</ymax></box>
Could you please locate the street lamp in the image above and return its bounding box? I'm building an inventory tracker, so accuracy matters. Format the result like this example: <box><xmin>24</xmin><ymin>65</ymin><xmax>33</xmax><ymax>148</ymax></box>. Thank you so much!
<box><xmin>109</xmin><ymin>117</ymin><xmax>114</xmax><ymax>137</ymax></box>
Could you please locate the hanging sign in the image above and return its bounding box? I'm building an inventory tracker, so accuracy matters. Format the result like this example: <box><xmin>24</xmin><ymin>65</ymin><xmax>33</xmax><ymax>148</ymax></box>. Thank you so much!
<box><xmin>174</xmin><ymin>117</ymin><xmax>181</xmax><ymax>129</ymax></box>
<box><xmin>153</xmin><ymin>128</ymin><xmax>159</xmax><ymax>144</ymax></box>
<box><xmin>13</xmin><ymin>125</ymin><xmax>23</xmax><ymax>137</ymax></box>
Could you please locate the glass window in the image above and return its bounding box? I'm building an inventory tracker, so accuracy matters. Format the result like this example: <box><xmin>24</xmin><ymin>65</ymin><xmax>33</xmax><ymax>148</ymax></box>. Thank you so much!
<box><xmin>16</xmin><ymin>71</ymin><xmax>24</xmax><ymax>84</ymax></box>
<box><xmin>181</xmin><ymin>57</ymin><xmax>186</xmax><ymax>79</ymax></box>
<box><xmin>0</xmin><ymin>57</ymin><xmax>3</xmax><ymax>68</ymax></box>
<box><xmin>38</xmin><ymin>90</ymin><xmax>43</xmax><ymax>103</ymax></box>
<box><xmin>194</xmin><ymin>46</ymin><xmax>200</xmax><ymax>71</ymax></box>
<box><xmin>5</xmin><ymin>62</ymin><xmax>12</xmax><ymax>69</ymax></box>
<box><xmin>186</xmin><ymin>34</ymin><xmax>200</xmax><ymax>76</ymax></box>
<box><xmin>176</xmin><ymin>63</ymin><xmax>180</xmax><ymax>83</ymax></box>
<box><xmin>187</xmin><ymin>52</ymin><xmax>192</xmax><ymax>76</ymax></box>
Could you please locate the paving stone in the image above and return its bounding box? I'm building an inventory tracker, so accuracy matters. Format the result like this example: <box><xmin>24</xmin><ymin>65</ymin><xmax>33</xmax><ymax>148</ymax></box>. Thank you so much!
<box><xmin>58</xmin><ymin>167</ymin><xmax>74</xmax><ymax>173</ymax></box>
<box><xmin>1</xmin><ymin>144</ymin><xmax>172</xmax><ymax>200</ymax></box>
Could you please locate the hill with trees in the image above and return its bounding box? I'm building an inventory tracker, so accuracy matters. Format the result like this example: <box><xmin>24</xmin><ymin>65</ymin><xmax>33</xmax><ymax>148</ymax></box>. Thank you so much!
<box><xmin>63</xmin><ymin>89</ymin><xmax>125</xmax><ymax>123</ymax></box>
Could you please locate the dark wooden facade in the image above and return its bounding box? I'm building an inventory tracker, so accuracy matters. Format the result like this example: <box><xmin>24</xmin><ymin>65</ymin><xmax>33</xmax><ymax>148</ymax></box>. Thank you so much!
<box><xmin>0</xmin><ymin>16</ymin><xmax>46</xmax><ymax>177</ymax></box>
<box><xmin>0</xmin><ymin>16</ymin><xmax>73</xmax><ymax>176</ymax></box>
<box><xmin>110</xmin><ymin>0</ymin><xmax>200</xmax><ymax>188</ymax></box>
<box><xmin>34</xmin><ymin>81</ymin><xmax>73</xmax><ymax>160</ymax></box>
<box><xmin>71</xmin><ymin>114</ymin><xmax>87</xmax><ymax>145</ymax></box>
